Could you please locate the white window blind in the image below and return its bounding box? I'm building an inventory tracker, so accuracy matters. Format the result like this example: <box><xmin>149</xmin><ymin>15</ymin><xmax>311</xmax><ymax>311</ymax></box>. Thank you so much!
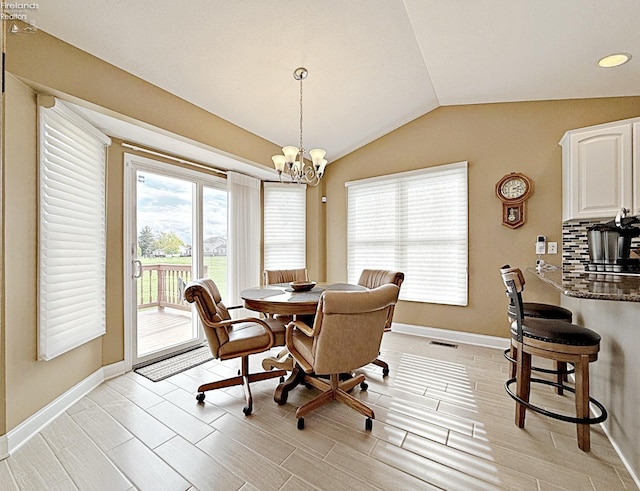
<box><xmin>38</xmin><ymin>98</ymin><xmax>111</xmax><ymax>360</ymax></box>
<box><xmin>263</xmin><ymin>183</ymin><xmax>306</xmax><ymax>270</ymax></box>
<box><xmin>346</xmin><ymin>161</ymin><xmax>468</xmax><ymax>306</ymax></box>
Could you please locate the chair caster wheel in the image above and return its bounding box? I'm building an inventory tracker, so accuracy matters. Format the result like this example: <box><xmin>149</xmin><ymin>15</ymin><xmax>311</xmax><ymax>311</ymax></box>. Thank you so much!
<box><xmin>196</xmin><ymin>393</ymin><xmax>205</xmax><ymax>403</ymax></box>
<box><xmin>304</xmin><ymin>383</ymin><xmax>313</xmax><ymax>389</ymax></box>
<box><xmin>242</xmin><ymin>405</ymin><xmax>252</xmax><ymax>416</ymax></box>
<box><xmin>382</xmin><ymin>368</ymin><xmax>389</xmax><ymax>377</ymax></box>
<box><xmin>365</xmin><ymin>418</ymin><xmax>373</xmax><ymax>431</ymax></box>
<box><xmin>360</xmin><ymin>381</ymin><xmax>368</xmax><ymax>391</ymax></box>
<box><xmin>280</xmin><ymin>376</ymin><xmax>285</xmax><ymax>383</ymax></box>
<box><xmin>297</xmin><ymin>418</ymin><xmax>305</xmax><ymax>430</ymax></box>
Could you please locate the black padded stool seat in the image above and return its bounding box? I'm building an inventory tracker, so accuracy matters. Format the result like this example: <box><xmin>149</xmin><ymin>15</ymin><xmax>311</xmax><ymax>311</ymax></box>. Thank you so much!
<box><xmin>522</xmin><ymin>303</ymin><xmax>572</xmax><ymax>321</ymax></box>
<box><xmin>511</xmin><ymin>317</ymin><xmax>600</xmax><ymax>346</ymax></box>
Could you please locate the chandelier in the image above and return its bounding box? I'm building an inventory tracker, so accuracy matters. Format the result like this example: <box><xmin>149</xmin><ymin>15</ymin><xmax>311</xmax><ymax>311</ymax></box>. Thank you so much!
<box><xmin>271</xmin><ymin>67</ymin><xmax>327</xmax><ymax>186</ymax></box>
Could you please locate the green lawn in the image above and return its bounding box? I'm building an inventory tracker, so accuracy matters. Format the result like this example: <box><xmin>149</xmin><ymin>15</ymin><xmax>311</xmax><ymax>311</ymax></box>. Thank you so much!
<box><xmin>138</xmin><ymin>256</ymin><xmax>227</xmax><ymax>303</ymax></box>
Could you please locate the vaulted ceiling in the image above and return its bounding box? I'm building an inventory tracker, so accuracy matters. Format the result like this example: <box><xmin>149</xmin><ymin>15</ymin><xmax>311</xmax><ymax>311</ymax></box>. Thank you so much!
<box><xmin>33</xmin><ymin>0</ymin><xmax>640</xmax><ymax>163</ymax></box>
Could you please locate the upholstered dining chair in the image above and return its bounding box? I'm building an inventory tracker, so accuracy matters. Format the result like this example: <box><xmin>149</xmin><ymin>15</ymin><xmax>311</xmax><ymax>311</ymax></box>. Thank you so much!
<box><xmin>357</xmin><ymin>269</ymin><xmax>405</xmax><ymax>376</ymax></box>
<box><xmin>500</xmin><ymin>267</ymin><xmax>606</xmax><ymax>451</ymax></box>
<box><xmin>184</xmin><ymin>278</ymin><xmax>287</xmax><ymax>415</ymax></box>
<box><xmin>281</xmin><ymin>283</ymin><xmax>399</xmax><ymax>430</ymax></box>
<box><xmin>263</xmin><ymin>268</ymin><xmax>309</xmax><ymax>285</ymax></box>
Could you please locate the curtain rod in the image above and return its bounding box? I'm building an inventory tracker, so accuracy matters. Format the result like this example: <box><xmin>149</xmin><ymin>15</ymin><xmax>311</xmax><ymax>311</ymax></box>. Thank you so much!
<box><xmin>122</xmin><ymin>142</ymin><xmax>227</xmax><ymax>176</ymax></box>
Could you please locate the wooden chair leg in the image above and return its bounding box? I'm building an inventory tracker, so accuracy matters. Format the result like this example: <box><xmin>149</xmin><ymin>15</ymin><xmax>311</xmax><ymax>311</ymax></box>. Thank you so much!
<box><xmin>515</xmin><ymin>348</ymin><xmax>531</xmax><ymax>428</ymax></box>
<box><xmin>555</xmin><ymin>361</ymin><xmax>567</xmax><ymax>395</ymax></box>
<box><xmin>509</xmin><ymin>342</ymin><xmax>517</xmax><ymax>379</ymax></box>
<box><xmin>372</xmin><ymin>358</ymin><xmax>389</xmax><ymax>375</ymax></box>
<box><xmin>574</xmin><ymin>355</ymin><xmax>591</xmax><ymax>452</ymax></box>
<box><xmin>335</xmin><ymin>389</ymin><xmax>375</xmax><ymax>419</ymax></box>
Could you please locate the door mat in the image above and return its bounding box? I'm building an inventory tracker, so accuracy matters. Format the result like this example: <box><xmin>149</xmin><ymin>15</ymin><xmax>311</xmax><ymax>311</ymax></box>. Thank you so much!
<box><xmin>134</xmin><ymin>346</ymin><xmax>212</xmax><ymax>382</ymax></box>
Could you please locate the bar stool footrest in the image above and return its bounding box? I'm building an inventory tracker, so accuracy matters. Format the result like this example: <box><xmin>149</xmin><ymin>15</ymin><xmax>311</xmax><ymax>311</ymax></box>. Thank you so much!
<box><xmin>504</xmin><ymin>377</ymin><xmax>607</xmax><ymax>425</ymax></box>
<box><xmin>503</xmin><ymin>348</ymin><xmax>575</xmax><ymax>375</ymax></box>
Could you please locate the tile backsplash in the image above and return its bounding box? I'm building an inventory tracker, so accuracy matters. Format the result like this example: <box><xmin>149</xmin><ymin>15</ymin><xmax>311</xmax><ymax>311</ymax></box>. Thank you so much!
<box><xmin>562</xmin><ymin>218</ymin><xmax>640</xmax><ymax>270</ymax></box>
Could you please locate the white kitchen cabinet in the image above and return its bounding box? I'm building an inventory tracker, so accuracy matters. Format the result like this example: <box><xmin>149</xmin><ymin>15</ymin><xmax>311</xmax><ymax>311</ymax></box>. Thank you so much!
<box><xmin>560</xmin><ymin>118</ymin><xmax>640</xmax><ymax>221</ymax></box>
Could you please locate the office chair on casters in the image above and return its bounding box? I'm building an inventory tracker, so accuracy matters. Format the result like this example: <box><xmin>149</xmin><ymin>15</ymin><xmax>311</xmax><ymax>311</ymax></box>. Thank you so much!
<box><xmin>500</xmin><ymin>267</ymin><xmax>607</xmax><ymax>451</ymax></box>
<box><xmin>357</xmin><ymin>269</ymin><xmax>404</xmax><ymax>377</ymax></box>
<box><xmin>278</xmin><ymin>284</ymin><xmax>399</xmax><ymax>431</ymax></box>
<box><xmin>184</xmin><ymin>278</ymin><xmax>287</xmax><ymax>416</ymax></box>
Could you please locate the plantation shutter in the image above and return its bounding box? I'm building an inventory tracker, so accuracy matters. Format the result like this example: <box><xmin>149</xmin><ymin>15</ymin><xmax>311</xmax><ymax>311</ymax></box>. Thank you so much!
<box><xmin>38</xmin><ymin>97</ymin><xmax>111</xmax><ymax>360</ymax></box>
<box><xmin>346</xmin><ymin>161</ymin><xmax>468</xmax><ymax>306</ymax></box>
<box><xmin>263</xmin><ymin>183</ymin><xmax>306</xmax><ymax>270</ymax></box>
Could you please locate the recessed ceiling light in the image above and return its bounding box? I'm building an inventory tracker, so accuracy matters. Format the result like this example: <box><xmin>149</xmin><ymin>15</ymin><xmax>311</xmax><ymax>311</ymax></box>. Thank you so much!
<box><xmin>598</xmin><ymin>53</ymin><xmax>632</xmax><ymax>68</ymax></box>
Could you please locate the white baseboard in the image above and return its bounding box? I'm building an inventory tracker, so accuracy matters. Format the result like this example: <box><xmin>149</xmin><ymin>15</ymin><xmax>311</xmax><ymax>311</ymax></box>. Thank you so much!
<box><xmin>1</xmin><ymin>361</ymin><xmax>126</xmax><ymax>459</ymax></box>
<box><xmin>392</xmin><ymin>322</ymin><xmax>510</xmax><ymax>350</ymax></box>
<box><xmin>600</xmin><ymin>419</ymin><xmax>640</xmax><ymax>489</ymax></box>
<box><xmin>0</xmin><ymin>435</ymin><xmax>6</xmax><ymax>461</ymax></box>
<box><xmin>103</xmin><ymin>360</ymin><xmax>126</xmax><ymax>381</ymax></box>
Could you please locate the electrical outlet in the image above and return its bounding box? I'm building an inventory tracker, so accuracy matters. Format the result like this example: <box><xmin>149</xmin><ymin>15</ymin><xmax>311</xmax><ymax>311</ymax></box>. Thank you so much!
<box><xmin>536</xmin><ymin>235</ymin><xmax>546</xmax><ymax>255</ymax></box>
<box><xmin>548</xmin><ymin>242</ymin><xmax>558</xmax><ymax>254</ymax></box>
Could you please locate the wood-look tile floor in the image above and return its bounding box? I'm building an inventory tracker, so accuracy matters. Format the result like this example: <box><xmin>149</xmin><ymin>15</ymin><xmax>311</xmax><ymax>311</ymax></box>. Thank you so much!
<box><xmin>1</xmin><ymin>332</ymin><xmax>637</xmax><ymax>490</ymax></box>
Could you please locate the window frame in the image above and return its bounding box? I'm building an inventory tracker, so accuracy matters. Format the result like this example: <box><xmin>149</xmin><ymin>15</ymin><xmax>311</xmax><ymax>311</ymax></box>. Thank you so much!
<box><xmin>346</xmin><ymin>161</ymin><xmax>468</xmax><ymax>306</ymax></box>
<box><xmin>263</xmin><ymin>182</ymin><xmax>307</xmax><ymax>271</ymax></box>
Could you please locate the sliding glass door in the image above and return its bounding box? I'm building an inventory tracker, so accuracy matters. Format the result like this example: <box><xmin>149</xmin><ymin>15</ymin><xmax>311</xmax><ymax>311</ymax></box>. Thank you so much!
<box><xmin>124</xmin><ymin>154</ymin><xmax>227</xmax><ymax>367</ymax></box>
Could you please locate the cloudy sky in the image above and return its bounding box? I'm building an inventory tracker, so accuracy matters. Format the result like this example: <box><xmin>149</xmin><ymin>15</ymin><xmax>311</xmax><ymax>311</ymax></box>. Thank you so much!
<box><xmin>136</xmin><ymin>171</ymin><xmax>227</xmax><ymax>246</ymax></box>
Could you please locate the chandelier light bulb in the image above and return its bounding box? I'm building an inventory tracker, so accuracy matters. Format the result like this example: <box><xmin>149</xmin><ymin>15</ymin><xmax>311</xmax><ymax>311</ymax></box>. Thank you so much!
<box><xmin>282</xmin><ymin>146</ymin><xmax>299</xmax><ymax>164</ymax></box>
<box><xmin>309</xmin><ymin>148</ymin><xmax>327</xmax><ymax>166</ymax></box>
<box><xmin>271</xmin><ymin>155</ymin><xmax>286</xmax><ymax>173</ymax></box>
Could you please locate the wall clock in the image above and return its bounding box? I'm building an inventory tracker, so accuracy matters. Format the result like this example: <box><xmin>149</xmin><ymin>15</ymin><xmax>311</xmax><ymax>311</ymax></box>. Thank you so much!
<box><xmin>495</xmin><ymin>172</ymin><xmax>533</xmax><ymax>229</ymax></box>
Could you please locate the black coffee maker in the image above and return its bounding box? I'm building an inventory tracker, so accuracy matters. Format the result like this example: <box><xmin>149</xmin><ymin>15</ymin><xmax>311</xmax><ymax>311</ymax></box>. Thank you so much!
<box><xmin>587</xmin><ymin>208</ymin><xmax>640</xmax><ymax>272</ymax></box>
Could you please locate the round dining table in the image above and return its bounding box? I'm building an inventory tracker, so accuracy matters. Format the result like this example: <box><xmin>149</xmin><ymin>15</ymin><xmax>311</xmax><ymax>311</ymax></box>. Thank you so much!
<box><xmin>240</xmin><ymin>282</ymin><xmax>366</xmax><ymax>316</ymax></box>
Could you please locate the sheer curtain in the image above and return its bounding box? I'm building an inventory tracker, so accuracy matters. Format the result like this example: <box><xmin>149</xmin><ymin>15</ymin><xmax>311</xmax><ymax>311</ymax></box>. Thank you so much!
<box><xmin>227</xmin><ymin>172</ymin><xmax>261</xmax><ymax>307</ymax></box>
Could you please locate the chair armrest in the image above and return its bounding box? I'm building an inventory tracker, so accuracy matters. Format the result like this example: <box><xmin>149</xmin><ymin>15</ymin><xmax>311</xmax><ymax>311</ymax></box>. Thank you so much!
<box><xmin>284</xmin><ymin>320</ymin><xmax>315</xmax><ymax>373</ymax></box>
<box><xmin>215</xmin><ymin>317</ymin><xmax>277</xmax><ymax>348</ymax></box>
<box><xmin>287</xmin><ymin>320</ymin><xmax>315</xmax><ymax>337</ymax></box>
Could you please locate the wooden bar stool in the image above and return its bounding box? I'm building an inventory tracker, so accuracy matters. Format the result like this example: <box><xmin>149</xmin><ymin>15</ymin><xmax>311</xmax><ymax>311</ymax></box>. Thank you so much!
<box><xmin>500</xmin><ymin>265</ymin><xmax>574</xmax><ymax>393</ymax></box>
<box><xmin>500</xmin><ymin>267</ymin><xmax>607</xmax><ymax>451</ymax></box>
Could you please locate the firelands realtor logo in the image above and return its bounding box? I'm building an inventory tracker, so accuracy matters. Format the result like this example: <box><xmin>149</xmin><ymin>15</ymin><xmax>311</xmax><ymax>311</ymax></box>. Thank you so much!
<box><xmin>2</xmin><ymin>2</ymin><xmax>39</xmax><ymax>33</ymax></box>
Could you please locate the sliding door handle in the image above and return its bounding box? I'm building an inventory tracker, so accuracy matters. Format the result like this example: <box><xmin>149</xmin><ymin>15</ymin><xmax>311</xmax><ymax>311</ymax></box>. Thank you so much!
<box><xmin>133</xmin><ymin>259</ymin><xmax>142</xmax><ymax>279</ymax></box>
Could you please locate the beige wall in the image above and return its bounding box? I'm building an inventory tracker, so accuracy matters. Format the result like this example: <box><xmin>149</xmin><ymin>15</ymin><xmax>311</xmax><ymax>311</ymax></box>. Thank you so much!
<box><xmin>3</xmin><ymin>74</ymin><xmax>104</xmax><ymax>429</ymax></box>
<box><xmin>1</xmin><ymin>26</ymin><xmax>280</xmax><ymax>433</ymax></box>
<box><xmin>325</xmin><ymin>98</ymin><xmax>640</xmax><ymax>337</ymax></box>
<box><xmin>0</xmin><ymin>24</ymin><xmax>6</xmax><ymax>437</ymax></box>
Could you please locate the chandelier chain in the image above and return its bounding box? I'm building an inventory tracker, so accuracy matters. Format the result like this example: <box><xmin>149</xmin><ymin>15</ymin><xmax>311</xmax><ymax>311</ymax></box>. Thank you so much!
<box><xmin>299</xmin><ymin>75</ymin><xmax>304</xmax><ymax>158</ymax></box>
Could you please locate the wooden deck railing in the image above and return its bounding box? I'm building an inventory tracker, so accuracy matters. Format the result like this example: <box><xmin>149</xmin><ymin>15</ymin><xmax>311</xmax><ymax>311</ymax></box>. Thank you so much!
<box><xmin>137</xmin><ymin>264</ymin><xmax>201</xmax><ymax>312</ymax></box>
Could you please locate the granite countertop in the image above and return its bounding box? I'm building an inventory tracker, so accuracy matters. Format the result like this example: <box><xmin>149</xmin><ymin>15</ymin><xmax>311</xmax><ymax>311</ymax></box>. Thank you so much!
<box><xmin>528</xmin><ymin>267</ymin><xmax>640</xmax><ymax>302</ymax></box>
